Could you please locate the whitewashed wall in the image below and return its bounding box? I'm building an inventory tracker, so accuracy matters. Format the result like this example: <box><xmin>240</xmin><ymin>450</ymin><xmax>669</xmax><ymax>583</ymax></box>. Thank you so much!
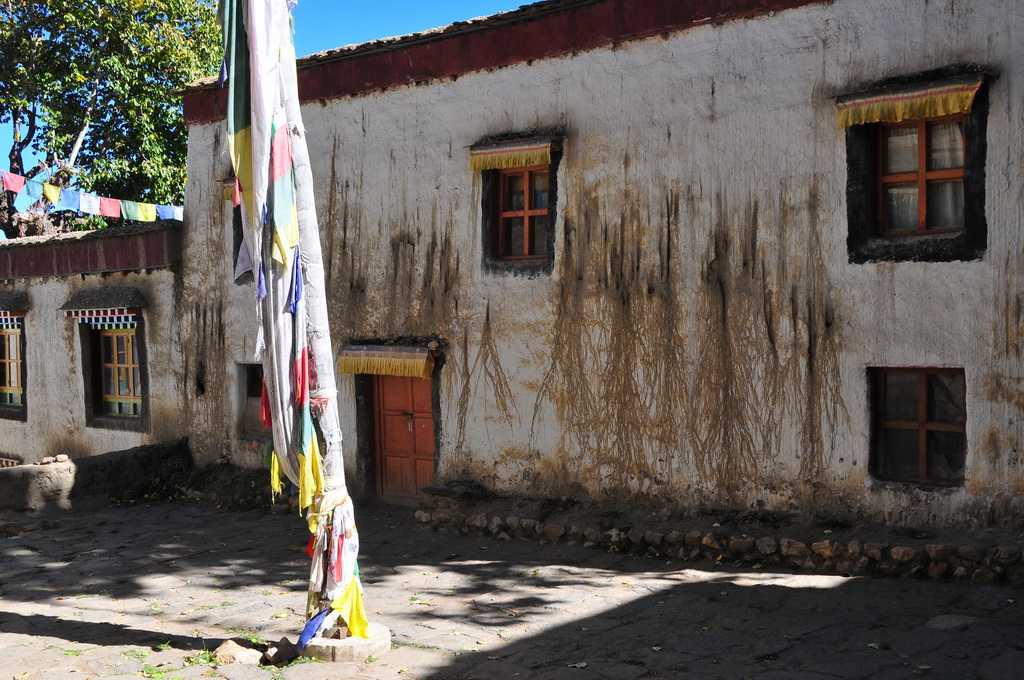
<box><xmin>184</xmin><ymin>0</ymin><xmax>1024</xmax><ymax>526</ymax></box>
<box><xmin>0</xmin><ymin>269</ymin><xmax>182</xmax><ymax>462</ymax></box>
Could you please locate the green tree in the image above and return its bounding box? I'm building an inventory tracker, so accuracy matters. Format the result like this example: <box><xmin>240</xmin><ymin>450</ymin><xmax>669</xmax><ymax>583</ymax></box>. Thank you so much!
<box><xmin>0</xmin><ymin>0</ymin><xmax>220</xmax><ymax>230</ymax></box>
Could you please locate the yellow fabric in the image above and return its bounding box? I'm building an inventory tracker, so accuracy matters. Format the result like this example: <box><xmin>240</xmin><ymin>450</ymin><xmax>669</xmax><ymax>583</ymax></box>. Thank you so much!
<box><xmin>42</xmin><ymin>183</ymin><xmax>61</xmax><ymax>205</ymax></box>
<box><xmin>227</xmin><ymin>126</ymin><xmax>254</xmax><ymax>226</ymax></box>
<box><xmin>330</xmin><ymin>578</ymin><xmax>369</xmax><ymax>638</ymax></box>
<box><xmin>270</xmin><ymin>203</ymin><xmax>299</xmax><ymax>266</ymax></box>
<box><xmin>137</xmin><ymin>203</ymin><xmax>157</xmax><ymax>222</ymax></box>
<box><xmin>469</xmin><ymin>147</ymin><xmax>551</xmax><ymax>171</ymax></box>
<box><xmin>836</xmin><ymin>75</ymin><xmax>985</xmax><ymax>128</ymax></box>
<box><xmin>297</xmin><ymin>429</ymin><xmax>323</xmax><ymax>516</ymax></box>
<box><xmin>337</xmin><ymin>354</ymin><xmax>434</xmax><ymax>381</ymax></box>
<box><xmin>306</xmin><ymin>489</ymin><xmax>347</xmax><ymax>535</ymax></box>
<box><xmin>269</xmin><ymin>450</ymin><xmax>284</xmax><ymax>499</ymax></box>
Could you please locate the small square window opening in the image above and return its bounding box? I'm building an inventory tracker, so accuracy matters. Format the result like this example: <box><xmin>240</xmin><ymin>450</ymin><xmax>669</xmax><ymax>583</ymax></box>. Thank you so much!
<box><xmin>870</xmin><ymin>367</ymin><xmax>966</xmax><ymax>486</ymax></box>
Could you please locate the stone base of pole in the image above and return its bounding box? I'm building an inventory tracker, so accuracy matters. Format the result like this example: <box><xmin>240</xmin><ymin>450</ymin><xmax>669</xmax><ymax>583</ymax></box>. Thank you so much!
<box><xmin>302</xmin><ymin>622</ymin><xmax>392</xmax><ymax>663</ymax></box>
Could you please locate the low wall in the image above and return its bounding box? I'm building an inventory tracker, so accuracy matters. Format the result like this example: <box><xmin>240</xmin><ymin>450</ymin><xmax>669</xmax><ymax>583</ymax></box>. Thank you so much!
<box><xmin>0</xmin><ymin>440</ymin><xmax>191</xmax><ymax>513</ymax></box>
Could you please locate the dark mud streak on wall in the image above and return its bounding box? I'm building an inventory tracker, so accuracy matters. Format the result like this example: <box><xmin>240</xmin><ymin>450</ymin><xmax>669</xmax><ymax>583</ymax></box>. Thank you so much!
<box><xmin>533</xmin><ymin>173</ymin><xmax>844</xmax><ymax>508</ymax></box>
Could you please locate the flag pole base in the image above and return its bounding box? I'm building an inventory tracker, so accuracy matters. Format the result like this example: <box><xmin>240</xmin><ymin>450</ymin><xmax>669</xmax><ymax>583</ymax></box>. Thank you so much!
<box><xmin>302</xmin><ymin>621</ymin><xmax>392</xmax><ymax>663</ymax></box>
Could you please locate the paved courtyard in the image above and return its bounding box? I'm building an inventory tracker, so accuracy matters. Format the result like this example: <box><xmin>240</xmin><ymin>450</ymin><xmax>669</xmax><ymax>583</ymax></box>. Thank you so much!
<box><xmin>2</xmin><ymin>500</ymin><xmax>1023</xmax><ymax>679</ymax></box>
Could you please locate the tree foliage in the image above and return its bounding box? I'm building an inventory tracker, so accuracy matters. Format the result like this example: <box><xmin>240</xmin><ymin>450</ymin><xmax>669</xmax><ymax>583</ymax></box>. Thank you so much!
<box><xmin>0</xmin><ymin>0</ymin><xmax>221</xmax><ymax>207</ymax></box>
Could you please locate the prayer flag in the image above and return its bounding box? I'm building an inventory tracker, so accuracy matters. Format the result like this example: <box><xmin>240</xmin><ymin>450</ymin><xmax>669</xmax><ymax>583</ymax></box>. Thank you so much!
<box><xmin>137</xmin><ymin>203</ymin><xmax>157</xmax><ymax>222</ymax></box>
<box><xmin>13</xmin><ymin>180</ymin><xmax>43</xmax><ymax>212</ymax></box>
<box><xmin>80</xmin><ymin>193</ymin><xmax>101</xmax><ymax>215</ymax></box>
<box><xmin>220</xmin><ymin>0</ymin><xmax>367</xmax><ymax>642</ymax></box>
<box><xmin>1</xmin><ymin>171</ymin><xmax>25</xmax><ymax>194</ymax></box>
<box><xmin>99</xmin><ymin>197</ymin><xmax>121</xmax><ymax>218</ymax></box>
<box><xmin>55</xmin><ymin>189</ymin><xmax>81</xmax><ymax>212</ymax></box>
<box><xmin>42</xmin><ymin>183</ymin><xmax>61</xmax><ymax>205</ymax></box>
<box><xmin>121</xmin><ymin>200</ymin><xmax>140</xmax><ymax>221</ymax></box>
<box><xmin>156</xmin><ymin>205</ymin><xmax>176</xmax><ymax>220</ymax></box>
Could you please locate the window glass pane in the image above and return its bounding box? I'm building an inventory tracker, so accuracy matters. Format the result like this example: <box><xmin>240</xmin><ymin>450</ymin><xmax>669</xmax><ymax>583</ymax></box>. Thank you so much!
<box><xmin>882</xmin><ymin>427</ymin><xmax>919</xmax><ymax>479</ymax></box>
<box><xmin>531</xmin><ymin>215</ymin><xmax>549</xmax><ymax>255</ymax></box>
<box><xmin>503</xmin><ymin>217</ymin><xmax>525</xmax><ymax>256</ymax></box>
<box><xmin>884</xmin><ymin>185</ymin><xmax>918</xmax><ymax>231</ymax></box>
<box><xmin>0</xmin><ymin>335</ymin><xmax>8</xmax><ymax>362</ymax></box>
<box><xmin>926</xmin><ymin>431</ymin><xmax>965</xmax><ymax>482</ymax></box>
<box><xmin>8</xmin><ymin>368</ymin><xmax>17</xmax><ymax>389</ymax></box>
<box><xmin>927</xmin><ymin>373</ymin><xmax>965</xmax><ymax>423</ymax></box>
<box><xmin>103</xmin><ymin>367</ymin><xmax>114</xmax><ymax>395</ymax></box>
<box><xmin>8</xmin><ymin>333</ymin><xmax>17</xmax><ymax>359</ymax></box>
<box><xmin>130</xmin><ymin>335</ymin><xmax>138</xmax><ymax>364</ymax></box>
<box><xmin>928</xmin><ymin>121</ymin><xmax>964</xmax><ymax>170</ymax></box>
<box><xmin>532</xmin><ymin>172</ymin><xmax>549</xmax><ymax>210</ymax></box>
<box><xmin>118</xmin><ymin>367</ymin><xmax>130</xmax><ymax>396</ymax></box>
<box><xmin>884</xmin><ymin>372</ymin><xmax>919</xmax><ymax>421</ymax></box>
<box><xmin>10</xmin><ymin>392</ymin><xmax>21</xmax><ymax>405</ymax></box>
<box><xmin>133</xmin><ymin>368</ymin><xmax>141</xmax><ymax>397</ymax></box>
<box><xmin>103</xmin><ymin>401</ymin><xmax>116</xmax><ymax>415</ymax></box>
<box><xmin>926</xmin><ymin>181</ymin><xmax>964</xmax><ymax>229</ymax></box>
<box><xmin>504</xmin><ymin>174</ymin><xmax>525</xmax><ymax>211</ymax></box>
<box><xmin>884</xmin><ymin>127</ymin><xmax>918</xmax><ymax>173</ymax></box>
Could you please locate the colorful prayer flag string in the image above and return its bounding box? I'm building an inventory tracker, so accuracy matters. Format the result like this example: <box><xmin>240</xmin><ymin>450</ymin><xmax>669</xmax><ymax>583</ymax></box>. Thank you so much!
<box><xmin>0</xmin><ymin>169</ymin><xmax>183</xmax><ymax>222</ymax></box>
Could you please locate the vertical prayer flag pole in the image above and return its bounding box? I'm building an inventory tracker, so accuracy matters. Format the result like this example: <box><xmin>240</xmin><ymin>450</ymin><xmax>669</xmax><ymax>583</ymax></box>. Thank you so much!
<box><xmin>218</xmin><ymin>0</ymin><xmax>370</xmax><ymax>645</ymax></box>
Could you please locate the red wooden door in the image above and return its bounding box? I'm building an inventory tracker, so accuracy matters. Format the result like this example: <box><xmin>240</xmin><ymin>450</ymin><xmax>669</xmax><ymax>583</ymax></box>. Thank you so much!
<box><xmin>375</xmin><ymin>375</ymin><xmax>435</xmax><ymax>501</ymax></box>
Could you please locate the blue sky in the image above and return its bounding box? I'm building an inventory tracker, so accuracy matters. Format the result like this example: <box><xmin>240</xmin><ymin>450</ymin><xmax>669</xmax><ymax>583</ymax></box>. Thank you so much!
<box><xmin>5</xmin><ymin>1</ymin><xmax>524</xmax><ymax>175</ymax></box>
<box><xmin>291</xmin><ymin>1</ymin><xmax>525</xmax><ymax>56</ymax></box>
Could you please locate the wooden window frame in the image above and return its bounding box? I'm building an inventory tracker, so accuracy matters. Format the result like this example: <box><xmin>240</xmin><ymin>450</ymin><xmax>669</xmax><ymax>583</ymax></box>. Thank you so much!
<box><xmin>871</xmin><ymin>367</ymin><xmax>966</xmax><ymax>487</ymax></box>
<box><xmin>845</xmin><ymin>70</ymin><xmax>988</xmax><ymax>265</ymax></box>
<box><xmin>99</xmin><ymin>329</ymin><xmax>142</xmax><ymax>417</ymax></box>
<box><xmin>877</xmin><ymin>113</ymin><xmax>965</xmax><ymax>237</ymax></box>
<box><xmin>494</xmin><ymin>164</ymin><xmax>551</xmax><ymax>260</ymax></box>
<box><xmin>0</xmin><ymin>326</ymin><xmax>25</xmax><ymax>415</ymax></box>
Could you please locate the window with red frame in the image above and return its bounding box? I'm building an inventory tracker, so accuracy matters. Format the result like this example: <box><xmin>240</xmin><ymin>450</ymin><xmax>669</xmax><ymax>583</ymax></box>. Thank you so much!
<box><xmin>495</xmin><ymin>165</ymin><xmax>550</xmax><ymax>259</ymax></box>
<box><xmin>878</xmin><ymin>114</ymin><xmax>965</xmax><ymax>235</ymax></box>
<box><xmin>871</xmin><ymin>367</ymin><xmax>966</xmax><ymax>486</ymax></box>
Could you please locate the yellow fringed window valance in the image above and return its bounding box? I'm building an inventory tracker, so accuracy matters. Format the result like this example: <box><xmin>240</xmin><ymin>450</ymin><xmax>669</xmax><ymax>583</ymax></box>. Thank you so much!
<box><xmin>835</xmin><ymin>73</ymin><xmax>986</xmax><ymax>129</ymax></box>
<box><xmin>337</xmin><ymin>345</ymin><xmax>434</xmax><ymax>381</ymax></box>
<box><xmin>469</xmin><ymin>136</ymin><xmax>554</xmax><ymax>171</ymax></box>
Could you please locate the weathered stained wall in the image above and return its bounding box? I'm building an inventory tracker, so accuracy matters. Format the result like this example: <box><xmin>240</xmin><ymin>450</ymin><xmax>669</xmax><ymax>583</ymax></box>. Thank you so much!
<box><xmin>184</xmin><ymin>0</ymin><xmax>1024</xmax><ymax>527</ymax></box>
<box><xmin>0</xmin><ymin>258</ymin><xmax>182</xmax><ymax>462</ymax></box>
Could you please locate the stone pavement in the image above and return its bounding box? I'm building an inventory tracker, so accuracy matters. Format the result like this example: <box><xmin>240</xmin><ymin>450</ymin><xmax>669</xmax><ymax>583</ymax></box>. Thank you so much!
<box><xmin>2</xmin><ymin>500</ymin><xmax>1023</xmax><ymax>680</ymax></box>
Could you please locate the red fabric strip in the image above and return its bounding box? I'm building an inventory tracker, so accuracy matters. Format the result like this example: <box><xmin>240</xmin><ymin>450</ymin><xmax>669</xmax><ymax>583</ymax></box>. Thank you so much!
<box><xmin>260</xmin><ymin>380</ymin><xmax>273</xmax><ymax>429</ymax></box>
<box><xmin>295</xmin><ymin>347</ymin><xmax>309</xmax><ymax>406</ymax></box>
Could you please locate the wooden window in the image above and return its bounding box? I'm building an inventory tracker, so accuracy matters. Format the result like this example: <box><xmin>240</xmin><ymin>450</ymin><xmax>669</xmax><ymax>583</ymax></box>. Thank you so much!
<box><xmin>495</xmin><ymin>165</ymin><xmax>551</xmax><ymax>259</ymax></box>
<box><xmin>99</xmin><ymin>329</ymin><xmax>142</xmax><ymax>417</ymax></box>
<box><xmin>878</xmin><ymin>115</ymin><xmax>965</xmax><ymax>236</ymax></box>
<box><xmin>871</xmin><ymin>367</ymin><xmax>966</xmax><ymax>486</ymax></box>
<box><xmin>0</xmin><ymin>328</ymin><xmax>23</xmax><ymax>407</ymax></box>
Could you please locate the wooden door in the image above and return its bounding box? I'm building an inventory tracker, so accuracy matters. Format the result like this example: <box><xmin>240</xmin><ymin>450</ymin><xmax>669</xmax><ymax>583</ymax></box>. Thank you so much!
<box><xmin>374</xmin><ymin>375</ymin><xmax>435</xmax><ymax>502</ymax></box>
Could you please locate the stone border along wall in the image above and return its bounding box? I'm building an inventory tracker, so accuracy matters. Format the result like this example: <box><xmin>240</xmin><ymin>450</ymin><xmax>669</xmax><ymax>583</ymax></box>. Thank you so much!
<box><xmin>413</xmin><ymin>508</ymin><xmax>1024</xmax><ymax>587</ymax></box>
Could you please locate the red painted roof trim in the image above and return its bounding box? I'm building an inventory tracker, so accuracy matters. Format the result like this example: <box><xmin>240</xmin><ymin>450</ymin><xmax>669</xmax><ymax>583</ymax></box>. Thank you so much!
<box><xmin>184</xmin><ymin>0</ymin><xmax>827</xmax><ymax>126</ymax></box>
<box><xmin>0</xmin><ymin>225</ymin><xmax>181</xmax><ymax>280</ymax></box>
